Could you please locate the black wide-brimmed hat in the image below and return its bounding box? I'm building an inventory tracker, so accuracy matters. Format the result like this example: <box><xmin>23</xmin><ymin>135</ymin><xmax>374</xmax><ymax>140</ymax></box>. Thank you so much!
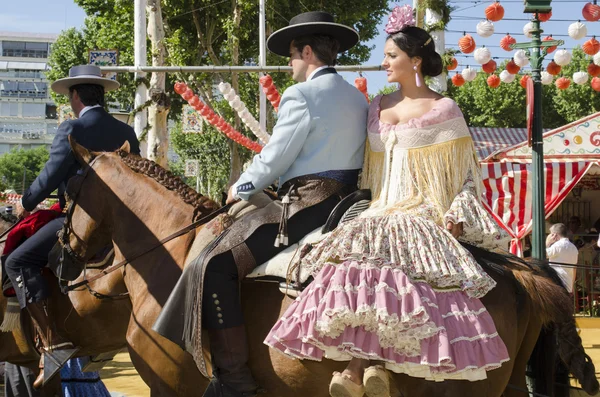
<box><xmin>51</xmin><ymin>65</ymin><xmax>120</xmax><ymax>96</ymax></box>
<box><xmin>267</xmin><ymin>11</ymin><xmax>359</xmax><ymax>57</ymax></box>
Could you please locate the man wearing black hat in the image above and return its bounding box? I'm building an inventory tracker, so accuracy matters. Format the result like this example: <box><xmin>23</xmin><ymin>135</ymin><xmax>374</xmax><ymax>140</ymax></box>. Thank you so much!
<box><xmin>154</xmin><ymin>11</ymin><xmax>368</xmax><ymax>397</ymax></box>
<box><xmin>5</xmin><ymin>65</ymin><xmax>140</xmax><ymax>388</ymax></box>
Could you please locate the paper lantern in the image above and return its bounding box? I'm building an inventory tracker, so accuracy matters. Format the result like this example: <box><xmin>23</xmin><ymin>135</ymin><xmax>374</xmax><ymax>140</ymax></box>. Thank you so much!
<box><xmin>452</xmin><ymin>73</ymin><xmax>466</xmax><ymax>87</ymax></box>
<box><xmin>556</xmin><ymin>77</ymin><xmax>571</xmax><ymax>90</ymax></box>
<box><xmin>568</xmin><ymin>21</ymin><xmax>588</xmax><ymax>40</ymax></box>
<box><xmin>174</xmin><ymin>82</ymin><xmax>187</xmax><ymax>95</ymax></box>
<box><xmin>459</xmin><ymin>34</ymin><xmax>476</xmax><ymax>54</ymax></box>
<box><xmin>523</xmin><ymin>22</ymin><xmax>535</xmax><ymax>38</ymax></box>
<box><xmin>583</xmin><ymin>37</ymin><xmax>600</xmax><ymax>56</ymax></box>
<box><xmin>541</xmin><ymin>71</ymin><xmax>554</xmax><ymax>85</ymax></box>
<box><xmin>474</xmin><ymin>47</ymin><xmax>492</xmax><ymax>64</ymax></box>
<box><xmin>462</xmin><ymin>67</ymin><xmax>477</xmax><ymax>82</ymax></box>
<box><xmin>546</xmin><ymin>61</ymin><xmax>562</xmax><ymax>76</ymax></box>
<box><xmin>514</xmin><ymin>50</ymin><xmax>530</xmax><ymax>67</ymax></box>
<box><xmin>588</xmin><ymin>63</ymin><xmax>600</xmax><ymax>77</ymax></box>
<box><xmin>447</xmin><ymin>58</ymin><xmax>458</xmax><ymax>71</ymax></box>
<box><xmin>574</xmin><ymin>71</ymin><xmax>589</xmax><ymax>85</ymax></box>
<box><xmin>542</xmin><ymin>36</ymin><xmax>557</xmax><ymax>54</ymax></box>
<box><xmin>506</xmin><ymin>60</ymin><xmax>520</xmax><ymax>75</ymax></box>
<box><xmin>482</xmin><ymin>59</ymin><xmax>497</xmax><ymax>74</ymax></box>
<box><xmin>538</xmin><ymin>11</ymin><xmax>552</xmax><ymax>22</ymax></box>
<box><xmin>595</xmin><ymin>52</ymin><xmax>600</xmax><ymax>66</ymax></box>
<box><xmin>182</xmin><ymin>88</ymin><xmax>194</xmax><ymax>101</ymax></box>
<box><xmin>485</xmin><ymin>2</ymin><xmax>505</xmax><ymax>22</ymax></box>
<box><xmin>583</xmin><ymin>2</ymin><xmax>600</xmax><ymax>22</ymax></box>
<box><xmin>592</xmin><ymin>77</ymin><xmax>600</xmax><ymax>91</ymax></box>
<box><xmin>520</xmin><ymin>75</ymin><xmax>531</xmax><ymax>89</ymax></box>
<box><xmin>477</xmin><ymin>20</ymin><xmax>495</xmax><ymax>38</ymax></box>
<box><xmin>554</xmin><ymin>49</ymin><xmax>572</xmax><ymax>66</ymax></box>
<box><xmin>500</xmin><ymin>70</ymin><xmax>516</xmax><ymax>83</ymax></box>
<box><xmin>487</xmin><ymin>74</ymin><xmax>501</xmax><ymax>88</ymax></box>
<box><xmin>500</xmin><ymin>34</ymin><xmax>516</xmax><ymax>51</ymax></box>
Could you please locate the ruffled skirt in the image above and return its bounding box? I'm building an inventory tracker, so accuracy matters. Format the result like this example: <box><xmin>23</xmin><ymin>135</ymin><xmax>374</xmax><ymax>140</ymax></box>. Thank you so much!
<box><xmin>264</xmin><ymin>212</ymin><xmax>510</xmax><ymax>381</ymax></box>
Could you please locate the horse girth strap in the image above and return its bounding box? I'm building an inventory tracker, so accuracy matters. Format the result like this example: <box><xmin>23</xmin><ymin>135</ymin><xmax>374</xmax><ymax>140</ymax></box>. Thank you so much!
<box><xmin>66</xmin><ymin>202</ymin><xmax>235</xmax><ymax>292</ymax></box>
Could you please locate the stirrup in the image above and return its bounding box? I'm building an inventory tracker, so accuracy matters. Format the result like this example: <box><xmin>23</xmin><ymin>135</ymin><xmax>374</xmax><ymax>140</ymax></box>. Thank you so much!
<box><xmin>329</xmin><ymin>372</ymin><xmax>365</xmax><ymax>397</ymax></box>
<box><xmin>363</xmin><ymin>365</ymin><xmax>389</xmax><ymax>397</ymax></box>
<box><xmin>42</xmin><ymin>346</ymin><xmax>80</xmax><ymax>386</ymax></box>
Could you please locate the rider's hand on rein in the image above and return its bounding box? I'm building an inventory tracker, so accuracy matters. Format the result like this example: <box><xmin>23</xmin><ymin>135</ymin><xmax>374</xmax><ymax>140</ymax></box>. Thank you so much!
<box><xmin>16</xmin><ymin>200</ymin><xmax>30</xmax><ymax>219</ymax></box>
<box><xmin>446</xmin><ymin>221</ymin><xmax>463</xmax><ymax>239</ymax></box>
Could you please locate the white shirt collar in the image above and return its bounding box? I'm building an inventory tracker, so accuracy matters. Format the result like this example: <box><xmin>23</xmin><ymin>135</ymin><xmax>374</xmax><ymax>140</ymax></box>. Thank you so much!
<box><xmin>79</xmin><ymin>104</ymin><xmax>102</xmax><ymax>118</ymax></box>
<box><xmin>307</xmin><ymin>65</ymin><xmax>332</xmax><ymax>81</ymax></box>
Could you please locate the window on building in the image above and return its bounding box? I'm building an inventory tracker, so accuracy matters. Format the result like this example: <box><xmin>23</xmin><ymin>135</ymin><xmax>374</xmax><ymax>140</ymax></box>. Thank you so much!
<box><xmin>2</xmin><ymin>41</ymin><xmax>49</xmax><ymax>58</ymax></box>
<box><xmin>45</xmin><ymin>104</ymin><xmax>57</xmax><ymax>119</ymax></box>
<box><xmin>22</xmin><ymin>103</ymin><xmax>45</xmax><ymax>118</ymax></box>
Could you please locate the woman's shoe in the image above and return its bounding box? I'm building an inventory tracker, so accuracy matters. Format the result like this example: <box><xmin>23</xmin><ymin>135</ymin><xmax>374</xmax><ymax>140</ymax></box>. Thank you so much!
<box><xmin>363</xmin><ymin>365</ymin><xmax>390</xmax><ymax>397</ymax></box>
<box><xmin>329</xmin><ymin>371</ymin><xmax>365</xmax><ymax>397</ymax></box>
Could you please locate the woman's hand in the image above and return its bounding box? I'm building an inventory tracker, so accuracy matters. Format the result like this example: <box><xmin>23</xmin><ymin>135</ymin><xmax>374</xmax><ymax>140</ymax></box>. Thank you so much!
<box><xmin>446</xmin><ymin>221</ymin><xmax>463</xmax><ymax>238</ymax></box>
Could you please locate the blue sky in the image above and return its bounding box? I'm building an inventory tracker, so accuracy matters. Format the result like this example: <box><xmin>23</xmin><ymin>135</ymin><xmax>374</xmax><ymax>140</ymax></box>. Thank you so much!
<box><xmin>3</xmin><ymin>0</ymin><xmax>597</xmax><ymax>93</ymax></box>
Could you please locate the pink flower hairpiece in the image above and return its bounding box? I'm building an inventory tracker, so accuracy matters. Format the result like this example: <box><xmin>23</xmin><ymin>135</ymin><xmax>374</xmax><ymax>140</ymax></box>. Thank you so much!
<box><xmin>384</xmin><ymin>5</ymin><xmax>416</xmax><ymax>35</ymax></box>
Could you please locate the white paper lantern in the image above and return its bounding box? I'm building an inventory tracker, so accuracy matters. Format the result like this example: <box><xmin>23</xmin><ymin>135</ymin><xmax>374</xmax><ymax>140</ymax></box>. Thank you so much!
<box><xmin>500</xmin><ymin>70</ymin><xmax>516</xmax><ymax>83</ymax></box>
<box><xmin>477</xmin><ymin>20</ymin><xmax>495</xmax><ymax>38</ymax></box>
<box><xmin>461</xmin><ymin>67</ymin><xmax>477</xmax><ymax>82</ymax></box>
<box><xmin>573</xmin><ymin>71</ymin><xmax>589</xmax><ymax>85</ymax></box>
<box><xmin>474</xmin><ymin>47</ymin><xmax>492</xmax><ymax>65</ymax></box>
<box><xmin>554</xmin><ymin>49</ymin><xmax>572</xmax><ymax>66</ymax></box>
<box><xmin>568</xmin><ymin>21</ymin><xmax>588</xmax><ymax>40</ymax></box>
<box><xmin>594</xmin><ymin>52</ymin><xmax>600</xmax><ymax>66</ymax></box>
<box><xmin>514</xmin><ymin>50</ymin><xmax>530</xmax><ymax>67</ymax></box>
<box><xmin>224</xmin><ymin>91</ymin><xmax>236</xmax><ymax>102</ymax></box>
<box><xmin>523</xmin><ymin>22</ymin><xmax>535</xmax><ymax>38</ymax></box>
<box><xmin>541</xmin><ymin>71</ymin><xmax>554</xmax><ymax>85</ymax></box>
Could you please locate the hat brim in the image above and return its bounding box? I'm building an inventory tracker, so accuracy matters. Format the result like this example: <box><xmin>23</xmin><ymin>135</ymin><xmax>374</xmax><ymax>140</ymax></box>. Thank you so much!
<box><xmin>51</xmin><ymin>76</ymin><xmax>120</xmax><ymax>96</ymax></box>
<box><xmin>267</xmin><ymin>22</ymin><xmax>359</xmax><ymax>57</ymax></box>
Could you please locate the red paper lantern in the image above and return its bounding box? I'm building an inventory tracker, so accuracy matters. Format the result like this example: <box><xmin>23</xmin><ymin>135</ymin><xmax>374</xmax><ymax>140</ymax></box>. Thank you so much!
<box><xmin>458</xmin><ymin>34</ymin><xmax>476</xmax><ymax>54</ymax></box>
<box><xmin>588</xmin><ymin>63</ymin><xmax>600</xmax><ymax>77</ymax></box>
<box><xmin>542</xmin><ymin>36</ymin><xmax>557</xmax><ymax>54</ymax></box>
<box><xmin>556</xmin><ymin>77</ymin><xmax>571</xmax><ymax>90</ymax></box>
<box><xmin>592</xmin><ymin>77</ymin><xmax>600</xmax><ymax>91</ymax></box>
<box><xmin>482</xmin><ymin>60</ymin><xmax>497</xmax><ymax>74</ymax></box>
<box><xmin>487</xmin><ymin>74</ymin><xmax>501</xmax><ymax>88</ymax></box>
<box><xmin>182</xmin><ymin>88</ymin><xmax>194</xmax><ymax>101</ymax></box>
<box><xmin>259</xmin><ymin>75</ymin><xmax>273</xmax><ymax>87</ymax></box>
<box><xmin>538</xmin><ymin>11</ymin><xmax>552</xmax><ymax>22</ymax></box>
<box><xmin>500</xmin><ymin>34</ymin><xmax>516</xmax><ymax>51</ymax></box>
<box><xmin>546</xmin><ymin>61</ymin><xmax>562</xmax><ymax>76</ymax></box>
<box><xmin>583</xmin><ymin>37</ymin><xmax>600</xmax><ymax>56</ymax></box>
<box><xmin>506</xmin><ymin>60</ymin><xmax>520</xmax><ymax>75</ymax></box>
<box><xmin>485</xmin><ymin>2</ymin><xmax>505</xmax><ymax>22</ymax></box>
<box><xmin>188</xmin><ymin>96</ymin><xmax>200</xmax><ymax>107</ymax></box>
<box><xmin>447</xmin><ymin>58</ymin><xmax>458</xmax><ymax>71</ymax></box>
<box><xmin>583</xmin><ymin>2</ymin><xmax>600</xmax><ymax>22</ymax></box>
<box><xmin>520</xmin><ymin>75</ymin><xmax>531</xmax><ymax>89</ymax></box>
<box><xmin>174</xmin><ymin>82</ymin><xmax>187</xmax><ymax>95</ymax></box>
<box><xmin>452</xmin><ymin>74</ymin><xmax>466</xmax><ymax>87</ymax></box>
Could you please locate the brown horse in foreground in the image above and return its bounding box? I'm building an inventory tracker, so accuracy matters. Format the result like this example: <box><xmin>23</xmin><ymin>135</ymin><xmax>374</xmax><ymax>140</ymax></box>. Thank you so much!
<box><xmin>5</xmin><ymin>139</ymin><xmax>595</xmax><ymax>397</ymax></box>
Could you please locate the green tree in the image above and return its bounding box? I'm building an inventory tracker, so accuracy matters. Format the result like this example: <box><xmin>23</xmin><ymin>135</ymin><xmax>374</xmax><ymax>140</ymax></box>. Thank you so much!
<box><xmin>46</xmin><ymin>28</ymin><xmax>87</xmax><ymax>105</ymax></box>
<box><xmin>0</xmin><ymin>147</ymin><xmax>50</xmax><ymax>193</ymax></box>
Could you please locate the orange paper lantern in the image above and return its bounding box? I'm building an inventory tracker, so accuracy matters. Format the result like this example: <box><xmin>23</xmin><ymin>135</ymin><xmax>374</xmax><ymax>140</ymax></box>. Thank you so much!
<box><xmin>506</xmin><ymin>60</ymin><xmax>520</xmax><ymax>75</ymax></box>
<box><xmin>556</xmin><ymin>77</ymin><xmax>571</xmax><ymax>90</ymax></box>
<box><xmin>546</xmin><ymin>61</ymin><xmax>562</xmax><ymax>76</ymax></box>
<box><xmin>174</xmin><ymin>82</ymin><xmax>187</xmax><ymax>94</ymax></box>
<box><xmin>487</xmin><ymin>74</ymin><xmax>501</xmax><ymax>88</ymax></box>
<box><xmin>482</xmin><ymin>59</ymin><xmax>497</xmax><ymax>74</ymax></box>
<box><xmin>452</xmin><ymin>74</ymin><xmax>466</xmax><ymax>87</ymax></box>
<box><xmin>538</xmin><ymin>11</ymin><xmax>552</xmax><ymax>22</ymax></box>
<box><xmin>583</xmin><ymin>2</ymin><xmax>600</xmax><ymax>22</ymax></box>
<box><xmin>485</xmin><ymin>2</ymin><xmax>505</xmax><ymax>22</ymax></box>
<box><xmin>500</xmin><ymin>34</ymin><xmax>516</xmax><ymax>51</ymax></box>
<box><xmin>447</xmin><ymin>58</ymin><xmax>458</xmax><ymax>71</ymax></box>
<box><xmin>520</xmin><ymin>75</ymin><xmax>531</xmax><ymax>89</ymax></box>
<box><xmin>592</xmin><ymin>77</ymin><xmax>600</xmax><ymax>91</ymax></box>
<box><xmin>588</xmin><ymin>63</ymin><xmax>600</xmax><ymax>77</ymax></box>
<box><xmin>583</xmin><ymin>37</ymin><xmax>600</xmax><ymax>56</ymax></box>
<box><xmin>459</xmin><ymin>35</ymin><xmax>476</xmax><ymax>54</ymax></box>
<box><xmin>542</xmin><ymin>36</ymin><xmax>558</xmax><ymax>54</ymax></box>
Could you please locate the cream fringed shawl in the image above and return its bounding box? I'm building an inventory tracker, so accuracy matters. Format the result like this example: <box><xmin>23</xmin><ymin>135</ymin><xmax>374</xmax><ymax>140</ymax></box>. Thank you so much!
<box><xmin>360</xmin><ymin>113</ymin><xmax>482</xmax><ymax>226</ymax></box>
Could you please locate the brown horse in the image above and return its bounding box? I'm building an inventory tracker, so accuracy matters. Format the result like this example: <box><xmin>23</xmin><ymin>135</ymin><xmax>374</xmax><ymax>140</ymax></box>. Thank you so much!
<box><xmin>53</xmin><ymin>139</ymin><xmax>596</xmax><ymax>397</ymax></box>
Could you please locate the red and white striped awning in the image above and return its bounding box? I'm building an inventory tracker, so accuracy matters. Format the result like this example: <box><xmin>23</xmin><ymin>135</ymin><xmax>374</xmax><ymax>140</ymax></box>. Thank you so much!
<box><xmin>469</xmin><ymin>127</ymin><xmax>528</xmax><ymax>161</ymax></box>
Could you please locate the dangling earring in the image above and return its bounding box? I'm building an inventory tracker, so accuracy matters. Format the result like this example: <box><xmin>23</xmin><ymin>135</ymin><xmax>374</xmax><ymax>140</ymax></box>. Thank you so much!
<box><xmin>414</xmin><ymin>65</ymin><xmax>422</xmax><ymax>88</ymax></box>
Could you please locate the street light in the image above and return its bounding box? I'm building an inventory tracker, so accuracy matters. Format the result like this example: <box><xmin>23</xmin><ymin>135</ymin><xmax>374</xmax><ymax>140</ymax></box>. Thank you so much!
<box><xmin>523</xmin><ymin>0</ymin><xmax>552</xmax><ymax>13</ymax></box>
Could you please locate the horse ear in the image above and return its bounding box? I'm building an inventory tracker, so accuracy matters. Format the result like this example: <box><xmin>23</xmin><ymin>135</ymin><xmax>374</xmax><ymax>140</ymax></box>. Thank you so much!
<box><xmin>69</xmin><ymin>135</ymin><xmax>92</xmax><ymax>165</ymax></box>
<box><xmin>119</xmin><ymin>140</ymin><xmax>131</xmax><ymax>154</ymax></box>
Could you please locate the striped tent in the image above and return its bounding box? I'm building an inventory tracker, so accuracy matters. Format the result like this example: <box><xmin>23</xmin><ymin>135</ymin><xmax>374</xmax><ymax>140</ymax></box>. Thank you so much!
<box><xmin>470</xmin><ymin>127</ymin><xmax>528</xmax><ymax>161</ymax></box>
<box><xmin>478</xmin><ymin>112</ymin><xmax>600</xmax><ymax>255</ymax></box>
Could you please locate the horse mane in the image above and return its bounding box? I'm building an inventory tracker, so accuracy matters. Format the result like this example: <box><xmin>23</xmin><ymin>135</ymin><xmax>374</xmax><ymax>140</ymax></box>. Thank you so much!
<box><xmin>115</xmin><ymin>150</ymin><xmax>220</xmax><ymax>220</ymax></box>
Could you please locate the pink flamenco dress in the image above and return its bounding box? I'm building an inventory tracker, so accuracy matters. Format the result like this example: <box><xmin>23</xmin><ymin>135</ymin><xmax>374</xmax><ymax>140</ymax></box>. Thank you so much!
<box><xmin>264</xmin><ymin>95</ymin><xmax>512</xmax><ymax>381</ymax></box>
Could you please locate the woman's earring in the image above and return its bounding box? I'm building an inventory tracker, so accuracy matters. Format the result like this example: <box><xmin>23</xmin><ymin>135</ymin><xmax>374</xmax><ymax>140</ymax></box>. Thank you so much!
<box><xmin>414</xmin><ymin>65</ymin><xmax>422</xmax><ymax>88</ymax></box>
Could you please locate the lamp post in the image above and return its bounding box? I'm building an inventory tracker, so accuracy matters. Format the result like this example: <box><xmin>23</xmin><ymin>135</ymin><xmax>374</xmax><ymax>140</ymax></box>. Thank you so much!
<box><xmin>513</xmin><ymin>0</ymin><xmax>563</xmax><ymax>259</ymax></box>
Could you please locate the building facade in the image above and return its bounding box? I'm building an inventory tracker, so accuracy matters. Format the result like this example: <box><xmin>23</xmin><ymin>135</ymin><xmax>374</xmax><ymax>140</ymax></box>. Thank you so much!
<box><xmin>0</xmin><ymin>31</ymin><xmax>58</xmax><ymax>155</ymax></box>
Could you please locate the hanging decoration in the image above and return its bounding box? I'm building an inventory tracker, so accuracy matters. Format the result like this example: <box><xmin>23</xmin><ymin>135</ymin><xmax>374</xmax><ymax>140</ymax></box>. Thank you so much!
<box><xmin>583</xmin><ymin>2</ymin><xmax>600</xmax><ymax>22</ymax></box>
<box><xmin>174</xmin><ymin>82</ymin><xmax>263</xmax><ymax>153</ymax></box>
<box><xmin>592</xmin><ymin>76</ymin><xmax>600</xmax><ymax>92</ymax></box>
<box><xmin>538</xmin><ymin>11</ymin><xmax>552</xmax><ymax>22</ymax></box>
<box><xmin>459</xmin><ymin>34</ymin><xmax>476</xmax><ymax>54</ymax></box>
<box><xmin>462</xmin><ymin>67</ymin><xmax>477</xmax><ymax>82</ymax></box>
<box><xmin>485</xmin><ymin>1</ymin><xmax>505</xmax><ymax>22</ymax></box>
<box><xmin>588</xmin><ymin>62</ymin><xmax>600</xmax><ymax>77</ymax></box>
<box><xmin>568</xmin><ymin>21</ymin><xmax>588</xmax><ymax>40</ymax></box>
<box><xmin>452</xmin><ymin>73</ymin><xmax>466</xmax><ymax>87</ymax></box>
<box><xmin>474</xmin><ymin>47</ymin><xmax>492</xmax><ymax>64</ymax></box>
<box><xmin>500</xmin><ymin>70</ymin><xmax>516</xmax><ymax>83</ymax></box>
<box><xmin>482</xmin><ymin>59</ymin><xmax>497</xmax><ymax>74</ymax></box>
<box><xmin>520</xmin><ymin>75</ymin><xmax>531</xmax><ymax>89</ymax></box>
<box><xmin>506</xmin><ymin>59</ymin><xmax>520</xmax><ymax>74</ymax></box>
<box><xmin>547</xmin><ymin>61</ymin><xmax>562</xmax><ymax>75</ymax></box>
<box><xmin>523</xmin><ymin>22</ymin><xmax>535</xmax><ymax>38</ymax></box>
<box><xmin>554</xmin><ymin>49</ymin><xmax>572</xmax><ymax>66</ymax></box>
<box><xmin>487</xmin><ymin>74</ymin><xmax>501</xmax><ymax>88</ymax></box>
<box><xmin>447</xmin><ymin>58</ymin><xmax>458</xmax><ymax>71</ymax></box>
<box><xmin>583</xmin><ymin>37</ymin><xmax>600</xmax><ymax>56</ymax></box>
<box><xmin>573</xmin><ymin>71</ymin><xmax>590</xmax><ymax>85</ymax></box>
<box><xmin>543</xmin><ymin>36</ymin><xmax>558</xmax><ymax>54</ymax></box>
<box><xmin>541</xmin><ymin>71</ymin><xmax>554</xmax><ymax>85</ymax></box>
<box><xmin>259</xmin><ymin>75</ymin><xmax>282</xmax><ymax>111</ymax></box>
<box><xmin>354</xmin><ymin>76</ymin><xmax>369</xmax><ymax>103</ymax></box>
<box><xmin>594</xmin><ymin>52</ymin><xmax>600</xmax><ymax>66</ymax></box>
<box><xmin>476</xmin><ymin>20</ymin><xmax>495</xmax><ymax>38</ymax></box>
<box><xmin>514</xmin><ymin>50</ymin><xmax>530</xmax><ymax>67</ymax></box>
<box><xmin>556</xmin><ymin>77</ymin><xmax>571</xmax><ymax>90</ymax></box>
<box><xmin>500</xmin><ymin>34</ymin><xmax>516</xmax><ymax>51</ymax></box>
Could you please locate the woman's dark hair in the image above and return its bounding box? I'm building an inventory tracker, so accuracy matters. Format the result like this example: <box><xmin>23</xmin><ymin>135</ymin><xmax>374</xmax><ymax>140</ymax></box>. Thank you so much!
<box><xmin>387</xmin><ymin>26</ymin><xmax>443</xmax><ymax>77</ymax></box>
<box><xmin>69</xmin><ymin>84</ymin><xmax>105</xmax><ymax>107</ymax></box>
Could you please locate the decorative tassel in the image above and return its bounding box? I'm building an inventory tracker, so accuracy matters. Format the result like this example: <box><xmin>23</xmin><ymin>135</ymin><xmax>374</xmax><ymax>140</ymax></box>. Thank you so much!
<box><xmin>275</xmin><ymin>187</ymin><xmax>294</xmax><ymax>247</ymax></box>
<box><xmin>1</xmin><ymin>297</ymin><xmax>21</xmax><ymax>332</ymax></box>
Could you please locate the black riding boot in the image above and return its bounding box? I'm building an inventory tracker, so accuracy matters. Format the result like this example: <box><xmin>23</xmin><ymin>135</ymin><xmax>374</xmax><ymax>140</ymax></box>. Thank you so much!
<box><xmin>203</xmin><ymin>325</ymin><xmax>258</xmax><ymax>397</ymax></box>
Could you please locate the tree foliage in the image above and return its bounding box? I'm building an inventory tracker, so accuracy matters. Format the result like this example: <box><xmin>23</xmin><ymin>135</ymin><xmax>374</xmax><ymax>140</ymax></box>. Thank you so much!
<box><xmin>0</xmin><ymin>147</ymin><xmax>49</xmax><ymax>193</ymax></box>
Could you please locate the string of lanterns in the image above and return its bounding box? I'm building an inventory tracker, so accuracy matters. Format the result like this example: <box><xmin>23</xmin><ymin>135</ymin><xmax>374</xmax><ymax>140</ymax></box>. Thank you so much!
<box><xmin>354</xmin><ymin>76</ymin><xmax>370</xmax><ymax>102</ymax></box>
<box><xmin>258</xmin><ymin>75</ymin><xmax>282</xmax><ymax>112</ymax></box>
